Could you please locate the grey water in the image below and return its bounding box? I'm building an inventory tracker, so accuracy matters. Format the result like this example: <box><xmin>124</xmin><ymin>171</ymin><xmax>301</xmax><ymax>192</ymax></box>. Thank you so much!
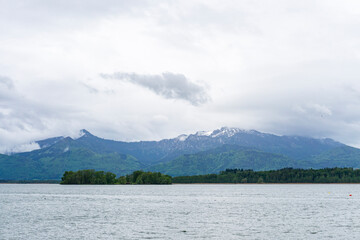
<box><xmin>1</xmin><ymin>184</ymin><xmax>359</xmax><ymax>239</ymax></box>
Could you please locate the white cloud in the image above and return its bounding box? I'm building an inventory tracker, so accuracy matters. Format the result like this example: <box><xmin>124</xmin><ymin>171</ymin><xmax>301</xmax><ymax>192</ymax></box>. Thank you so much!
<box><xmin>101</xmin><ymin>72</ymin><xmax>210</xmax><ymax>105</ymax></box>
<box><xmin>3</xmin><ymin>142</ymin><xmax>40</xmax><ymax>155</ymax></box>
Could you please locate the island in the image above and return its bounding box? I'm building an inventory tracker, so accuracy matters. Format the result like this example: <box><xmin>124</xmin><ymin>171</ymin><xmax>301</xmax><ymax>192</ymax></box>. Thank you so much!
<box><xmin>60</xmin><ymin>169</ymin><xmax>172</xmax><ymax>184</ymax></box>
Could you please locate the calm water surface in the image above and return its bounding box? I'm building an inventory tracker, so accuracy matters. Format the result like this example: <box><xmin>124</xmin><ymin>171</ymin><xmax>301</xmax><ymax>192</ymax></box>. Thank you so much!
<box><xmin>1</xmin><ymin>184</ymin><xmax>359</xmax><ymax>239</ymax></box>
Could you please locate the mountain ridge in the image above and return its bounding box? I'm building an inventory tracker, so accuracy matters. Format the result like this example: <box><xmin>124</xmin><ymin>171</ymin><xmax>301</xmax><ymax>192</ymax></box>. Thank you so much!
<box><xmin>1</xmin><ymin>127</ymin><xmax>358</xmax><ymax>180</ymax></box>
<box><xmin>27</xmin><ymin>127</ymin><xmax>342</xmax><ymax>150</ymax></box>
<box><xmin>30</xmin><ymin>127</ymin><xmax>345</xmax><ymax>163</ymax></box>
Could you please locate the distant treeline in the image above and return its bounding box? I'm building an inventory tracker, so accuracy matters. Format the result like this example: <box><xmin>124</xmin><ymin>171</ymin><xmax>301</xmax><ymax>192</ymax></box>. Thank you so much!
<box><xmin>0</xmin><ymin>180</ymin><xmax>60</xmax><ymax>184</ymax></box>
<box><xmin>172</xmin><ymin>168</ymin><xmax>360</xmax><ymax>183</ymax></box>
<box><xmin>60</xmin><ymin>169</ymin><xmax>172</xmax><ymax>184</ymax></box>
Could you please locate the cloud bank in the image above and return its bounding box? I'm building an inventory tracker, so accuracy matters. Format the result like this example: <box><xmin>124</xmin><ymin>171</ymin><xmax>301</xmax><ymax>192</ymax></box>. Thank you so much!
<box><xmin>101</xmin><ymin>72</ymin><xmax>209</xmax><ymax>105</ymax></box>
<box><xmin>1</xmin><ymin>1</ymin><xmax>360</xmax><ymax>152</ymax></box>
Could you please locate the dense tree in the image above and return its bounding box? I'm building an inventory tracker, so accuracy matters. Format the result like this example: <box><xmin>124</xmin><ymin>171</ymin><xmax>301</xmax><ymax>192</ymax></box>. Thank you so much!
<box><xmin>60</xmin><ymin>169</ymin><xmax>172</xmax><ymax>184</ymax></box>
<box><xmin>172</xmin><ymin>168</ymin><xmax>360</xmax><ymax>183</ymax></box>
<box><xmin>123</xmin><ymin>170</ymin><xmax>172</xmax><ymax>184</ymax></box>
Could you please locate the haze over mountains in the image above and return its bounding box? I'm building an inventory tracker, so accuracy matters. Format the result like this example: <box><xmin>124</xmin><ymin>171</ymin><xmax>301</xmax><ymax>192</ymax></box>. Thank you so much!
<box><xmin>1</xmin><ymin>127</ymin><xmax>360</xmax><ymax>180</ymax></box>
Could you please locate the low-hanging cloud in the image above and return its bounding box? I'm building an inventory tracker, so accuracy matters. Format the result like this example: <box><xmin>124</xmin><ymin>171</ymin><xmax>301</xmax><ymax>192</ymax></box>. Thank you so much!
<box><xmin>0</xmin><ymin>76</ymin><xmax>14</xmax><ymax>90</ymax></box>
<box><xmin>100</xmin><ymin>72</ymin><xmax>210</xmax><ymax>105</ymax></box>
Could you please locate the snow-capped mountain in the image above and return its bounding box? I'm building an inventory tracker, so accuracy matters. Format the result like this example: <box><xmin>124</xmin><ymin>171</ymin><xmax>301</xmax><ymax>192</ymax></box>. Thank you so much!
<box><xmin>26</xmin><ymin>126</ymin><xmax>343</xmax><ymax>164</ymax></box>
<box><xmin>174</xmin><ymin>127</ymin><xmax>263</xmax><ymax>141</ymax></box>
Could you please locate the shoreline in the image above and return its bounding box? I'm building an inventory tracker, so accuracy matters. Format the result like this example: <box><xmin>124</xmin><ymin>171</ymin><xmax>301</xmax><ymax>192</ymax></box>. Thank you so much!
<box><xmin>2</xmin><ymin>182</ymin><xmax>360</xmax><ymax>185</ymax></box>
<box><xmin>172</xmin><ymin>182</ymin><xmax>360</xmax><ymax>184</ymax></box>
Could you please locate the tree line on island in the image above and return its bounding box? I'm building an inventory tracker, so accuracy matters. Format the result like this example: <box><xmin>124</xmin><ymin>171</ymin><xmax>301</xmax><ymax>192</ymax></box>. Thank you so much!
<box><xmin>59</xmin><ymin>167</ymin><xmax>360</xmax><ymax>184</ymax></box>
<box><xmin>60</xmin><ymin>169</ymin><xmax>172</xmax><ymax>184</ymax></box>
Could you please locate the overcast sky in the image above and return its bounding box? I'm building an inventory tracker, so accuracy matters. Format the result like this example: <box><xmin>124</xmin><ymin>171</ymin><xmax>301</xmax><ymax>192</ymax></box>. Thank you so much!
<box><xmin>1</xmin><ymin>0</ymin><xmax>360</xmax><ymax>152</ymax></box>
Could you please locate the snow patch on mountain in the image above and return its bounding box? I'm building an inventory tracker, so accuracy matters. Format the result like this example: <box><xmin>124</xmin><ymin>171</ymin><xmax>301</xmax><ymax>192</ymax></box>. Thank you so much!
<box><xmin>176</xmin><ymin>134</ymin><xmax>188</xmax><ymax>141</ymax></box>
<box><xmin>211</xmin><ymin>127</ymin><xmax>242</xmax><ymax>138</ymax></box>
<box><xmin>173</xmin><ymin>127</ymin><xmax>262</xmax><ymax>141</ymax></box>
<box><xmin>195</xmin><ymin>131</ymin><xmax>213</xmax><ymax>136</ymax></box>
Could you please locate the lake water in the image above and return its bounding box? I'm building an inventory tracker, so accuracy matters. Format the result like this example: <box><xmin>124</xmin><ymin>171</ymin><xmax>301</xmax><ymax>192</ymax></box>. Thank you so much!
<box><xmin>1</xmin><ymin>184</ymin><xmax>359</xmax><ymax>239</ymax></box>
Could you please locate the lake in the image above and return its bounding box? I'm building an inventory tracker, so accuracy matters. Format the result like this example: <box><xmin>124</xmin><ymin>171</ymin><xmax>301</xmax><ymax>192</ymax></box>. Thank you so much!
<box><xmin>1</xmin><ymin>184</ymin><xmax>359</xmax><ymax>239</ymax></box>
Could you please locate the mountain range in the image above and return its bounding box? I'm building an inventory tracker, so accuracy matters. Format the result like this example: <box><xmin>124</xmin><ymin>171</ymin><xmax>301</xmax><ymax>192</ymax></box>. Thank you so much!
<box><xmin>1</xmin><ymin>127</ymin><xmax>360</xmax><ymax>179</ymax></box>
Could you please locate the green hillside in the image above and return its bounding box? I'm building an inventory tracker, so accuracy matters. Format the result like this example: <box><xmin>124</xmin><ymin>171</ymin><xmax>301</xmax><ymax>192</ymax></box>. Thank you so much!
<box><xmin>309</xmin><ymin>146</ymin><xmax>360</xmax><ymax>168</ymax></box>
<box><xmin>0</xmin><ymin>139</ymin><xmax>141</xmax><ymax>180</ymax></box>
<box><xmin>149</xmin><ymin>145</ymin><xmax>299</xmax><ymax>176</ymax></box>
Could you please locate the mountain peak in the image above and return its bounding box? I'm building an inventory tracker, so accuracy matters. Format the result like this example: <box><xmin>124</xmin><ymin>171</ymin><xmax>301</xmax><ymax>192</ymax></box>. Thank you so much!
<box><xmin>211</xmin><ymin>127</ymin><xmax>242</xmax><ymax>138</ymax></box>
<box><xmin>80</xmin><ymin>129</ymin><xmax>91</xmax><ymax>134</ymax></box>
<box><xmin>182</xmin><ymin>127</ymin><xmax>259</xmax><ymax>140</ymax></box>
<box><xmin>78</xmin><ymin>129</ymin><xmax>94</xmax><ymax>138</ymax></box>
